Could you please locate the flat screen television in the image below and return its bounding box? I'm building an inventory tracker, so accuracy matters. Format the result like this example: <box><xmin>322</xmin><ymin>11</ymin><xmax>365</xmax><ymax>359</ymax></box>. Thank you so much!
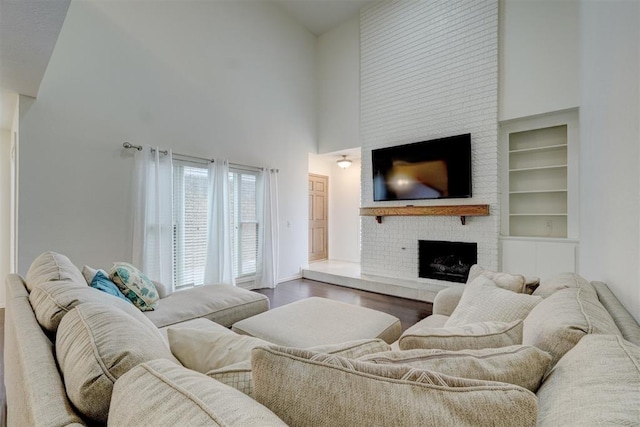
<box><xmin>372</xmin><ymin>134</ymin><xmax>472</xmax><ymax>202</ymax></box>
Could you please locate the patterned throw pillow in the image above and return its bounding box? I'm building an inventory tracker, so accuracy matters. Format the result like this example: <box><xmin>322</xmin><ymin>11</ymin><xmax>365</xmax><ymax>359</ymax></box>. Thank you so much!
<box><xmin>446</xmin><ymin>276</ymin><xmax>542</xmax><ymax>327</ymax></box>
<box><xmin>109</xmin><ymin>262</ymin><xmax>159</xmax><ymax>311</ymax></box>
<box><xmin>90</xmin><ymin>271</ymin><xmax>132</xmax><ymax>304</ymax></box>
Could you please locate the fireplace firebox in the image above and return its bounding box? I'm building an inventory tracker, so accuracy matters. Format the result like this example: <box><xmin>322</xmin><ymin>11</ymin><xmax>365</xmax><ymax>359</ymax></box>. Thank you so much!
<box><xmin>418</xmin><ymin>240</ymin><xmax>477</xmax><ymax>283</ymax></box>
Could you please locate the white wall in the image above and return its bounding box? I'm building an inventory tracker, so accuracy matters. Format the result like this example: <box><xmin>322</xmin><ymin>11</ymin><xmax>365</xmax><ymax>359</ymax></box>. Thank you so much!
<box><xmin>0</xmin><ymin>129</ymin><xmax>11</xmax><ymax>306</ymax></box>
<box><xmin>308</xmin><ymin>152</ymin><xmax>361</xmax><ymax>263</ymax></box>
<box><xmin>499</xmin><ymin>0</ymin><xmax>579</xmax><ymax>121</ymax></box>
<box><xmin>360</xmin><ymin>0</ymin><xmax>500</xmax><ymax>283</ymax></box>
<box><xmin>579</xmin><ymin>0</ymin><xmax>640</xmax><ymax>322</ymax></box>
<box><xmin>18</xmin><ymin>1</ymin><xmax>316</xmax><ymax>282</ymax></box>
<box><xmin>317</xmin><ymin>15</ymin><xmax>360</xmax><ymax>154</ymax></box>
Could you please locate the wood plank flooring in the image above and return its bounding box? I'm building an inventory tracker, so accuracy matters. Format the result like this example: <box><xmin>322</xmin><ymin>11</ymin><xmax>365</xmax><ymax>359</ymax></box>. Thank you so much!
<box><xmin>255</xmin><ymin>278</ymin><xmax>432</xmax><ymax>332</ymax></box>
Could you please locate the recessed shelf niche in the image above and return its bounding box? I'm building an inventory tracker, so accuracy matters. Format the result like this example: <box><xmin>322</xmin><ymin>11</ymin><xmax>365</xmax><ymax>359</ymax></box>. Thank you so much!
<box><xmin>508</xmin><ymin>124</ymin><xmax>568</xmax><ymax>238</ymax></box>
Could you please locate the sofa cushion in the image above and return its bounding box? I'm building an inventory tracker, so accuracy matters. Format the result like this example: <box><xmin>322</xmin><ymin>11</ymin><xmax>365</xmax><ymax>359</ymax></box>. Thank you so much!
<box><xmin>252</xmin><ymin>345</ymin><xmax>538</xmax><ymax>426</ymax></box>
<box><xmin>536</xmin><ymin>334</ymin><xmax>640</xmax><ymax>426</ymax></box>
<box><xmin>25</xmin><ymin>251</ymin><xmax>86</xmax><ymax>292</ymax></box>
<box><xmin>523</xmin><ymin>285</ymin><xmax>621</xmax><ymax>366</ymax></box>
<box><xmin>398</xmin><ymin>319</ymin><xmax>523</xmax><ymax>351</ymax></box>
<box><xmin>207</xmin><ymin>339</ymin><xmax>392</xmax><ymax>398</ymax></box>
<box><xmin>109</xmin><ymin>359</ymin><xmax>286</xmax><ymax>426</ymax></box>
<box><xmin>144</xmin><ymin>284</ymin><xmax>269</xmax><ymax>328</ymax></box>
<box><xmin>109</xmin><ymin>262</ymin><xmax>159</xmax><ymax>311</ymax></box>
<box><xmin>168</xmin><ymin>327</ymin><xmax>272</xmax><ymax>373</ymax></box>
<box><xmin>446</xmin><ymin>276</ymin><xmax>542</xmax><ymax>327</ymax></box>
<box><xmin>359</xmin><ymin>345</ymin><xmax>551</xmax><ymax>392</ymax></box>
<box><xmin>467</xmin><ymin>264</ymin><xmax>527</xmax><ymax>293</ymax></box>
<box><xmin>28</xmin><ymin>279</ymin><xmax>162</xmax><ymax>337</ymax></box>
<box><xmin>532</xmin><ymin>272</ymin><xmax>588</xmax><ymax>298</ymax></box>
<box><xmin>56</xmin><ymin>303</ymin><xmax>178</xmax><ymax>424</ymax></box>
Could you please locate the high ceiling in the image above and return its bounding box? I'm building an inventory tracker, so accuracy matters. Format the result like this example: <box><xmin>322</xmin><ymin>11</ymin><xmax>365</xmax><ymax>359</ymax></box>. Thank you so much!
<box><xmin>0</xmin><ymin>0</ymin><xmax>375</xmax><ymax>130</ymax></box>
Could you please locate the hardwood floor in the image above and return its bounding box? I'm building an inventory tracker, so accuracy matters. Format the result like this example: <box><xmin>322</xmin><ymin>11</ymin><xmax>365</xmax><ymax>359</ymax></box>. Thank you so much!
<box><xmin>255</xmin><ymin>278</ymin><xmax>432</xmax><ymax>332</ymax></box>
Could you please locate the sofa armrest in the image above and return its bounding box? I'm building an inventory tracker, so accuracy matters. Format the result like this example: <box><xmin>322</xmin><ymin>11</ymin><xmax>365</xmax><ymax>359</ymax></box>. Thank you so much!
<box><xmin>433</xmin><ymin>286</ymin><xmax>464</xmax><ymax>316</ymax></box>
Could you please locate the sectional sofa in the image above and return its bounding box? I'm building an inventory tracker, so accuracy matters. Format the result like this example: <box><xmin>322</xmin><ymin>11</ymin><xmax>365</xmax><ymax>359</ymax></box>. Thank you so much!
<box><xmin>5</xmin><ymin>252</ymin><xmax>640</xmax><ymax>426</ymax></box>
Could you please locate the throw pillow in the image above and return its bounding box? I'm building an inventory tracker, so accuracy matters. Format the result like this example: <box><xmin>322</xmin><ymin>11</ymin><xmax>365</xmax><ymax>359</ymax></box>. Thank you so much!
<box><xmin>109</xmin><ymin>262</ymin><xmax>159</xmax><ymax>311</ymax></box>
<box><xmin>536</xmin><ymin>335</ymin><xmax>640</xmax><ymax>426</ymax></box>
<box><xmin>25</xmin><ymin>251</ymin><xmax>86</xmax><ymax>292</ymax></box>
<box><xmin>81</xmin><ymin>265</ymin><xmax>101</xmax><ymax>284</ymax></box>
<box><xmin>55</xmin><ymin>303</ymin><xmax>179</xmax><ymax>424</ymax></box>
<box><xmin>445</xmin><ymin>276</ymin><xmax>542</xmax><ymax>327</ymax></box>
<box><xmin>206</xmin><ymin>339</ymin><xmax>392</xmax><ymax>398</ymax></box>
<box><xmin>359</xmin><ymin>345</ymin><xmax>551</xmax><ymax>392</ymax></box>
<box><xmin>168</xmin><ymin>328</ymin><xmax>272</xmax><ymax>373</ymax></box>
<box><xmin>109</xmin><ymin>359</ymin><xmax>287</xmax><ymax>426</ymax></box>
<box><xmin>467</xmin><ymin>264</ymin><xmax>527</xmax><ymax>293</ymax></box>
<box><xmin>523</xmin><ymin>286</ymin><xmax>621</xmax><ymax>366</ymax></box>
<box><xmin>90</xmin><ymin>270</ymin><xmax>132</xmax><ymax>303</ymax></box>
<box><xmin>533</xmin><ymin>272</ymin><xmax>591</xmax><ymax>298</ymax></box>
<box><xmin>252</xmin><ymin>346</ymin><xmax>538</xmax><ymax>426</ymax></box>
<box><xmin>398</xmin><ymin>319</ymin><xmax>523</xmax><ymax>351</ymax></box>
<box><xmin>207</xmin><ymin>360</ymin><xmax>254</xmax><ymax>397</ymax></box>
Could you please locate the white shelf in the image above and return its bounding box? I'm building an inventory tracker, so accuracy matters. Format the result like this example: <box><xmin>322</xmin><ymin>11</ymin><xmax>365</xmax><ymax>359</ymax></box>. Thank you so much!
<box><xmin>509</xmin><ymin>213</ymin><xmax>567</xmax><ymax>216</ymax></box>
<box><xmin>509</xmin><ymin>189</ymin><xmax>567</xmax><ymax>194</ymax></box>
<box><xmin>508</xmin><ymin>144</ymin><xmax>567</xmax><ymax>154</ymax></box>
<box><xmin>509</xmin><ymin>164</ymin><xmax>567</xmax><ymax>172</ymax></box>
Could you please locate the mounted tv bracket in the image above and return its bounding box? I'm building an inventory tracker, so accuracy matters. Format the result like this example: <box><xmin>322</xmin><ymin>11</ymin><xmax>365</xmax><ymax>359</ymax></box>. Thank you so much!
<box><xmin>359</xmin><ymin>205</ymin><xmax>490</xmax><ymax>225</ymax></box>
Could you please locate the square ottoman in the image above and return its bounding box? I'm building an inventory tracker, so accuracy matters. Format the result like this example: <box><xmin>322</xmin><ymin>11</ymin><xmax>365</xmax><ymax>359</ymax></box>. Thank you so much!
<box><xmin>231</xmin><ymin>297</ymin><xmax>401</xmax><ymax>347</ymax></box>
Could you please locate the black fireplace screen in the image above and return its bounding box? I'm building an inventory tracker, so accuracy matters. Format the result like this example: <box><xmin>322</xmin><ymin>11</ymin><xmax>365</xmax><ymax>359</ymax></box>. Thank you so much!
<box><xmin>418</xmin><ymin>240</ymin><xmax>477</xmax><ymax>283</ymax></box>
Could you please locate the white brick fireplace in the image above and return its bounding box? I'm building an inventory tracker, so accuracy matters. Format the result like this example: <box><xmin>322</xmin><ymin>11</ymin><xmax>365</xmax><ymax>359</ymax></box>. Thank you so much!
<box><xmin>360</xmin><ymin>0</ymin><xmax>500</xmax><ymax>287</ymax></box>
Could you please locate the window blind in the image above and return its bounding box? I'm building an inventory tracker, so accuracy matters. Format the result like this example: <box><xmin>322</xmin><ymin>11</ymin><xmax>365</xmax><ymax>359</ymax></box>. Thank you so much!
<box><xmin>173</xmin><ymin>160</ymin><xmax>208</xmax><ymax>288</ymax></box>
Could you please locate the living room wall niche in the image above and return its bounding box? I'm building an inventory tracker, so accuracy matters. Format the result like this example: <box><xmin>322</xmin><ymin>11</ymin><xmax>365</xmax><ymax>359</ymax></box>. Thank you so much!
<box><xmin>359</xmin><ymin>0</ymin><xmax>500</xmax><ymax>286</ymax></box>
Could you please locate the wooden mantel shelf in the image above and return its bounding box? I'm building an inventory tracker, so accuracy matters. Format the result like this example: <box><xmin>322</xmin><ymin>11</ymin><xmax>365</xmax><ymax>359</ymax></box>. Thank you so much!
<box><xmin>360</xmin><ymin>204</ymin><xmax>490</xmax><ymax>225</ymax></box>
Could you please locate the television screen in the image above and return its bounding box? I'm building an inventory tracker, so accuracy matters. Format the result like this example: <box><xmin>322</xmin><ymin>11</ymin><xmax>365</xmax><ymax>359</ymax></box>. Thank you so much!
<box><xmin>372</xmin><ymin>134</ymin><xmax>472</xmax><ymax>202</ymax></box>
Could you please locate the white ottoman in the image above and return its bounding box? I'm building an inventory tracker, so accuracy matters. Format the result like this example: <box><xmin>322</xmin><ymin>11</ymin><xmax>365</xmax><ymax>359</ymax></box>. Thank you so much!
<box><xmin>231</xmin><ymin>297</ymin><xmax>401</xmax><ymax>347</ymax></box>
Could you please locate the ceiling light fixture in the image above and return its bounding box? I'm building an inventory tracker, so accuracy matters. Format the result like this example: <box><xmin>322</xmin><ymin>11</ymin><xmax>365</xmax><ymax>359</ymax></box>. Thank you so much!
<box><xmin>337</xmin><ymin>155</ymin><xmax>352</xmax><ymax>169</ymax></box>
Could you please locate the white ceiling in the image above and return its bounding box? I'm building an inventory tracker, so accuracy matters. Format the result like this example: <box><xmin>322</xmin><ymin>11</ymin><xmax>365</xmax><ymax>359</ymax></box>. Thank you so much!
<box><xmin>275</xmin><ymin>0</ymin><xmax>375</xmax><ymax>36</ymax></box>
<box><xmin>0</xmin><ymin>0</ymin><xmax>374</xmax><ymax>130</ymax></box>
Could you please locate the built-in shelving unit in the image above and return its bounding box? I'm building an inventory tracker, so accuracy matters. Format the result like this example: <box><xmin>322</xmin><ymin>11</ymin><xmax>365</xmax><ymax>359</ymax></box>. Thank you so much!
<box><xmin>508</xmin><ymin>124</ymin><xmax>568</xmax><ymax>238</ymax></box>
<box><xmin>360</xmin><ymin>205</ymin><xmax>489</xmax><ymax>225</ymax></box>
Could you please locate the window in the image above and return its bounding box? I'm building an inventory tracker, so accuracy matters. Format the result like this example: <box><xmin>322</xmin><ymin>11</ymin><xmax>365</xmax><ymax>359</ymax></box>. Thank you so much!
<box><xmin>229</xmin><ymin>169</ymin><xmax>258</xmax><ymax>279</ymax></box>
<box><xmin>172</xmin><ymin>160</ymin><xmax>259</xmax><ymax>288</ymax></box>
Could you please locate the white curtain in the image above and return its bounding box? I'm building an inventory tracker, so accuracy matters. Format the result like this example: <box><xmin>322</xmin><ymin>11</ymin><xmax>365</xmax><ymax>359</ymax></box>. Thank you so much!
<box><xmin>256</xmin><ymin>168</ymin><xmax>279</xmax><ymax>288</ymax></box>
<box><xmin>132</xmin><ymin>146</ymin><xmax>174</xmax><ymax>289</ymax></box>
<box><xmin>204</xmin><ymin>159</ymin><xmax>235</xmax><ymax>286</ymax></box>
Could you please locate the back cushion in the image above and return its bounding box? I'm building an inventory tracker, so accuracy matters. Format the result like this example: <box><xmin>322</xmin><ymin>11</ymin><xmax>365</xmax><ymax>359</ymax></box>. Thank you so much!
<box><xmin>467</xmin><ymin>264</ymin><xmax>527</xmax><ymax>293</ymax></box>
<box><xmin>360</xmin><ymin>345</ymin><xmax>551</xmax><ymax>392</ymax></box>
<box><xmin>446</xmin><ymin>276</ymin><xmax>542</xmax><ymax>327</ymax></box>
<box><xmin>109</xmin><ymin>359</ymin><xmax>287</xmax><ymax>426</ymax></box>
<box><xmin>399</xmin><ymin>320</ymin><xmax>523</xmax><ymax>351</ymax></box>
<box><xmin>25</xmin><ymin>251</ymin><xmax>86</xmax><ymax>292</ymax></box>
<box><xmin>252</xmin><ymin>345</ymin><xmax>538</xmax><ymax>426</ymax></box>
<box><xmin>523</xmin><ymin>285</ymin><xmax>621</xmax><ymax>366</ymax></box>
<box><xmin>29</xmin><ymin>280</ymin><xmax>162</xmax><ymax>338</ymax></box>
<box><xmin>533</xmin><ymin>272</ymin><xmax>590</xmax><ymax>298</ymax></box>
<box><xmin>537</xmin><ymin>335</ymin><xmax>640</xmax><ymax>426</ymax></box>
<box><xmin>56</xmin><ymin>303</ymin><xmax>178</xmax><ymax>424</ymax></box>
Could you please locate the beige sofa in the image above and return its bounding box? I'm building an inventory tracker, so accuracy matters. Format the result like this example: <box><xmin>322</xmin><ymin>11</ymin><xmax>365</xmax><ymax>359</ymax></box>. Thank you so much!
<box><xmin>5</xmin><ymin>253</ymin><xmax>640</xmax><ymax>426</ymax></box>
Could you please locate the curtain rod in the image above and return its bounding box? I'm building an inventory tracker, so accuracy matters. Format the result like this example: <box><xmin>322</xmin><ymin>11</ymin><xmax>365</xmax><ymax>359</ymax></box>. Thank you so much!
<box><xmin>122</xmin><ymin>142</ymin><xmax>277</xmax><ymax>172</ymax></box>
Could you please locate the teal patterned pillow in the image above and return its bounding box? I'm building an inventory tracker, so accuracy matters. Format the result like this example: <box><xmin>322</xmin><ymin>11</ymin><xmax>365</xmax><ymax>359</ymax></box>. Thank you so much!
<box><xmin>109</xmin><ymin>262</ymin><xmax>159</xmax><ymax>311</ymax></box>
